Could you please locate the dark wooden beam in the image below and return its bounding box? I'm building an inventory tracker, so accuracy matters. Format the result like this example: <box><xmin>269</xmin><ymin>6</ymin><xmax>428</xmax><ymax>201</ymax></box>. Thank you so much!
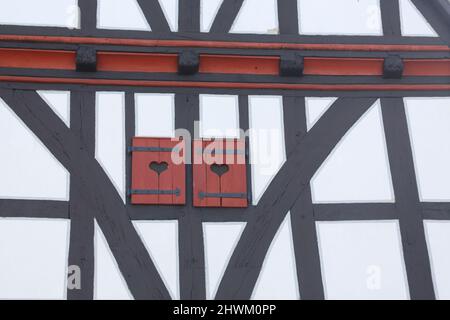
<box><xmin>380</xmin><ymin>0</ymin><xmax>402</xmax><ymax>36</ymax></box>
<box><xmin>179</xmin><ymin>0</ymin><xmax>200</xmax><ymax>32</ymax></box>
<box><xmin>0</xmin><ymin>89</ymin><xmax>171</xmax><ymax>300</ymax></box>
<box><xmin>175</xmin><ymin>93</ymin><xmax>207</xmax><ymax>300</ymax></box>
<box><xmin>283</xmin><ymin>96</ymin><xmax>324</xmax><ymax>300</ymax></box>
<box><xmin>66</xmin><ymin>90</ymin><xmax>96</xmax><ymax>300</ymax></box>
<box><xmin>78</xmin><ymin>0</ymin><xmax>97</xmax><ymax>34</ymax></box>
<box><xmin>381</xmin><ymin>97</ymin><xmax>435</xmax><ymax>300</ymax></box>
<box><xmin>210</xmin><ymin>0</ymin><xmax>245</xmax><ymax>33</ymax></box>
<box><xmin>136</xmin><ymin>0</ymin><xmax>171</xmax><ymax>32</ymax></box>
<box><xmin>0</xmin><ymin>199</ymin><xmax>69</xmax><ymax>219</ymax></box>
<box><xmin>215</xmin><ymin>97</ymin><xmax>377</xmax><ymax>299</ymax></box>
<box><xmin>313</xmin><ymin>203</ymin><xmax>398</xmax><ymax>221</ymax></box>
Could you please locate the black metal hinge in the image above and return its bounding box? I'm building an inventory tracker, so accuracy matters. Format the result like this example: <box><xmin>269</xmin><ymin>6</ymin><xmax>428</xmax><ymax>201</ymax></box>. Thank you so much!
<box><xmin>198</xmin><ymin>192</ymin><xmax>247</xmax><ymax>199</ymax></box>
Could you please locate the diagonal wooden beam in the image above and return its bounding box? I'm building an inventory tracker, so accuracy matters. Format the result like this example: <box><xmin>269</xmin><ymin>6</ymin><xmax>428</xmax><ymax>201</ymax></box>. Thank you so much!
<box><xmin>411</xmin><ymin>0</ymin><xmax>450</xmax><ymax>44</ymax></box>
<box><xmin>210</xmin><ymin>0</ymin><xmax>245</xmax><ymax>33</ymax></box>
<box><xmin>283</xmin><ymin>96</ymin><xmax>324</xmax><ymax>300</ymax></box>
<box><xmin>215</xmin><ymin>96</ymin><xmax>377</xmax><ymax>299</ymax></box>
<box><xmin>0</xmin><ymin>89</ymin><xmax>171</xmax><ymax>300</ymax></box>
<box><xmin>136</xmin><ymin>0</ymin><xmax>171</xmax><ymax>32</ymax></box>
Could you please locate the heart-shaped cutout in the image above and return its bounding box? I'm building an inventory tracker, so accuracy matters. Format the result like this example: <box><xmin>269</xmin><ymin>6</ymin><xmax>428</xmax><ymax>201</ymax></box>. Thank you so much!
<box><xmin>210</xmin><ymin>163</ymin><xmax>229</xmax><ymax>177</ymax></box>
<box><xmin>149</xmin><ymin>161</ymin><xmax>169</xmax><ymax>175</ymax></box>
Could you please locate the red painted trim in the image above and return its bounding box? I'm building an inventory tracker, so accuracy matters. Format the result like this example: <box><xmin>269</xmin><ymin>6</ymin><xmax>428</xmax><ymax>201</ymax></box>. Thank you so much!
<box><xmin>0</xmin><ymin>34</ymin><xmax>448</xmax><ymax>52</ymax></box>
<box><xmin>304</xmin><ymin>57</ymin><xmax>384</xmax><ymax>76</ymax></box>
<box><xmin>0</xmin><ymin>75</ymin><xmax>448</xmax><ymax>91</ymax></box>
<box><xmin>0</xmin><ymin>48</ymin><xmax>75</xmax><ymax>70</ymax></box>
<box><xmin>97</xmin><ymin>52</ymin><xmax>178</xmax><ymax>73</ymax></box>
<box><xmin>404</xmin><ymin>59</ymin><xmax>450</xmax><ymax>76</ymax></box>
<box><xmin>0</xmin><ymin>48</ymin><xmax>448</xmax><ymax>77</ymax></box>
<box><xmin>200</xmin><ymin>54</ymin><xmax>279</xmax><ymax>75</ymax></box>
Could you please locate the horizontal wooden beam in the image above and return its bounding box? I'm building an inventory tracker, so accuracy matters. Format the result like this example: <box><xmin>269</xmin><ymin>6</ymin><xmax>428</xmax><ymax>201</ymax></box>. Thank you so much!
<box><xmin>0</xmin><ymin>34</ymin><xmax>448</xmax><ymax>52</ymax></box>
<box><xmin>0</xmin><ymin>75</ymin><xmax>448</xmax><ymax>91</ymax></box>
<box><xmin>0</xmin><ymin>199</ymin><xmax>69</xmax><ymax>219</ymax></box>
<box><xmin>0</xmin><ymin>48</ymin><xmax>75</xmax><ymax>70</ymax></box>
<box><xmin>97</xmin><ymin>52</ymin><xmax>178</xmax><ymax>72</ymax></box>
<box><xmin>199</xmin><ymin>54</ymin><xmax>279</xmax><ymax>75</ymax></box>
<box><xmin>0</xmin><ymin>48</ymin><xmax>449</xmax><ymax>78</ymax></box>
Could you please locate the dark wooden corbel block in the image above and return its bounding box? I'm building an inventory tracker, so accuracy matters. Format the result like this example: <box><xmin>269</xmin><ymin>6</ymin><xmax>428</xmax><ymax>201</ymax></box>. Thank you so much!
<box><xmin>76</xmin><ymin>46</ymin><xmax>97</xmax><ymax>72</ymax></box>
<box><xmin>280</xmin><ymin>52</ymin><xmax>304</xmax><ymax>77</ymax></box>
<box><xmin>383</xmin><ymin>55</ymin><xmax>404</xmax><ymax>79</ymax></box>
<box><xmin>178</xmin><ymin>50</ymin><xmax>200</xmax><ymax>75</ymax></box>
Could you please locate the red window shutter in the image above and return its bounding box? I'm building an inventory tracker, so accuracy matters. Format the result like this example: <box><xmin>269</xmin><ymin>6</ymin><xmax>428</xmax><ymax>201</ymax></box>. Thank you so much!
<box><xmin>193</xmin><ymin>139</ymin><xmax>248</xmax><ymax>208</ymax></box>
<box><xmin>221</xmin><ymin>139</ymin><xmax>247</xmax><ymax>207</ymax></box>
<box><xmin>130</xmin><ymin>137</ymin><xmax>185</xmax><ymax>205</ymax></box>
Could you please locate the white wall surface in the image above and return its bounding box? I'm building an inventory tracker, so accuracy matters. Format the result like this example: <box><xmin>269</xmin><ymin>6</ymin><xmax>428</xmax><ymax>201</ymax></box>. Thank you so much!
<box><xmin>94</xmin><ymin>220</ymin><xmax>133</xmax><ymax>300</ymax></box>
<box><xmin>201</xmin><ymin>0</ymin><xmax>223</xmax><ymax>32</ymax></box>
<box><xmin>97</xmin><ymin>0</ymin><xmax>151</xmax><ymax>31</ymax></box>
<box><xmin>230</xmin><ymin>0</ymin><xmax>279</xmax><ymax>34</ymax></box>
<box><xmin>159</xmin><ymin>0</ymin><xmax>178</xmax><ymax>31</ymax></box>
<box><xmin>134</xmin><ymin>220</ymin><xmax>180</xmax><ymax>300</ymax></box>
<box><xmin>399</xmin><ymin>0</ymin><xmax>437</xmax><ymax>37</ymax></box>
<box><xmin>0</xmin><ymin>0</ymin><xmax>79</xmax><ymax>28</ymax></box>
<box><xmin>203</xmin><ymin>222</ymin><xmax>246</xmax><ymax>300</ymax></box>
<box><xmin>305</xmin><ymin>97</ymin><xmax>337</xmax><ymax>131</ymax></box>
<box><xmin>310</xmin><ymin>101</ymin><xmax>395</xmax><ymax>203</ymax></box>
<box><xmin>248</xmin><ymin>96</ymin><xmax>286</xmax><ymax>205</ymax></box>
<box><xmin>252</xmin><ymin>213</ymin><xmax>300</xmax><ymax>300</ymax></box>
<box><xmin>135</xmin><ymin>93</ymin><xmax>175</xmax><ymax>137</ymax></box>
<box><xmin>0</xmin><ymin>98</ymin><xmax>69</xmax><ymax>201</ymax></box>
<box><xmin>317</xmin><ymin>220</ymin><xmax>409</xmax><ymax>300</ymax></box>
<box><xmin>37</xmin><ymin>91</ymin><xmax>71</xmax><ymax>128</ymax></box>
<box><xmin>200</xmin><ymin>94</ymin><xmax>240</xmax><ymax>139</ymax></box>
<box><xmin>298</xmin><ymin>0</ymin><xmax>382</xmax><ymax>35</ymax></box>
<box><xmin>0</xmin><ymin>218</ymin><xmax>70</xmax><ymax>299</ymax></box>
<box><xmin>405</xmin><ymin>97</ymin><xmax>450</xmax><ymax>202</ymax></box>
<box><xmin>424</xmin><ymin>221</ymin><xmax>450</xmax><ymax>300</ymax></box>
<box><xmin>95</xmin><ymin>92</ymin><xmax>126</xmax><ymax>203</ymax></box>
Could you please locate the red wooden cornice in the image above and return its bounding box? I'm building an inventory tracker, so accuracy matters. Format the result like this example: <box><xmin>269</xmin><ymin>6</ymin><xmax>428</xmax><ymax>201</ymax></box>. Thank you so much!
<box><xmin>0</xmin><ymin>37</ymin><xmax>448</xmax><ymax>90</ymax></box>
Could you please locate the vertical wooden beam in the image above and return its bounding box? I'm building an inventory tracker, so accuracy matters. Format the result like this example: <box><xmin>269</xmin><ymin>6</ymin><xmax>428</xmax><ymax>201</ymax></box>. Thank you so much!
<box><xmin>78</xmin><ymin>0</ymin><xmax>97</xmax><ymax>35</ymax></box>
<box><xmin>67</xmin><ymin>90</ymin><xmax>96</xmax><ymax>300</ymax></box>
<box><xmin>283</xmin><ymin>96</ymin><xmax>324</xmax><ymax>300</ymax></box>
<box><xmin>176</xmin><ymin>94</ymin><xmax>207</xmax><ymax>299</ymax></box>
<box><xmin>278</xmin><ymin>0</ymin><xmax>299</xmax><ymax>34</ymax></box>
<box><xmin>381</xmin><ymin>97</ymin><xmax>435</xmax><ymax>300</ymax></box>
<box><xmin>179</xmin><ymin>0</ymin><xmax>200</xmax><ymax>32</ymax></box>
<box><xmin>380</xmin><ymin>0</ymin><xmax>402</xmax><ymax>36</ymax></box>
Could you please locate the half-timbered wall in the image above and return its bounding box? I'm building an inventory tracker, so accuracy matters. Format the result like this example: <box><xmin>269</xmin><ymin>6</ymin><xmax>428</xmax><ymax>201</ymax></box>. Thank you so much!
<box><xmin>0</xmin><ymin>0</ymin><xmax>448</xmax><ymax>300</ymax></box>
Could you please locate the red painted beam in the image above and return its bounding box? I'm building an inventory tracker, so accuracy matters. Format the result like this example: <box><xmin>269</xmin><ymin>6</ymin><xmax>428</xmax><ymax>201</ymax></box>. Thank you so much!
<box><xmin>404</xmin><ymin>59</ymin><xmax>450</xmax><ymax>76</ymax></box>
<box><xmin>97</xmin><ymin>52</ymin><xmax>178</xmax><ymax>73</ymax></box>
<box><xmin>0</xmin><ymin>34</ymin><xmax>448</xmax><ymax>52</ymax></box>
<box><xmin>0</xmin><ymin>48</ymin><xmax>75</xmax><ymax>70</ymax></box>
<box><xmin>200</xmin><ymin>54</ymin><xmax>279</xmax><ymax>75</ymax></box>
<box><xmin>304</xmin><ymin>57</ymin><xmax>384</xmax><ymax>76</ymax></box>
<box><xmin>0</xmin><ymin>48</ymin><xmax>448</xmax><ymax>77</ymax></box>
